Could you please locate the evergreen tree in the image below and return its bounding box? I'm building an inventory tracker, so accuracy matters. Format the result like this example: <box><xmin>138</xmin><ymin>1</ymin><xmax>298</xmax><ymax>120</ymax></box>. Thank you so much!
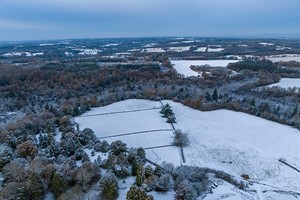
<box><xmin>292</xmin><ymin>105</ymin><xmax>298</xmax><ymax>117</ymax></box>
<box><xmin>212</xmin><ymin>88</ymin><xmax>218</xmax><ymax>102</ymax></box>
<box><xmin>100</xmin><ymin>172</ymin><xmax>118</xmax><ymax>200</ymax></box>
<box><xmin>154</xmin><ymin>165</ymin><xmax>163</xmax><ymax>177</ymax></box>
<box><xmin>137</xmin><ymin>147</ymin><xmax>146</xmax><ymax>162</ymax></box>
<box><xmin>28</xmin><ymin>172</ymin><xmax>45</xmax><ymax>200</ymax></box>
<box><xmin>126</xmin><ymin>186</ymin><xmax>154</xmax><ymax>200</ymax></box>
<box><xmin>144</xmin><ymin>165</ymin><xmax>154</xmax><ymax>179</ymax></box>
<box><xmin>50</xmin><ymin>173</ymin><xmax>67</xmax><ymax>198</ymax></box>
<box><xmin>136</xmin><ymin>163</ymin><xmax>144</xmax><ymax>187</ymax></box>
<box><xmin>132</xmin><ymin>156</ymin><xmax>142</xmax><ymax>176</ymax></box>
<box><xmin>205</xmin><ymin>92</ymin><xmax>211</xmax><ymax>102</ymax></box>
<box><xmin>167</xmin><ymin>115</ymin><xmax>176</xmax><ymax>123</ymax></box>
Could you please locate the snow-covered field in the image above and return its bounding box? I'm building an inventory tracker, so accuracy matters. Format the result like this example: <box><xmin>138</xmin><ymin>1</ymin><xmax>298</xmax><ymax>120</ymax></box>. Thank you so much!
<box><xmin>2</xmin><ymin>52</ymin><xmax>44</xmax><ymax>57</ymax></box>
<box><xmin>267</xmin><ymin>78</ymin><xmax>300</xmax><ymax>90</ymax></box>
<box><xmin>75</xmin><ymin>100</ymin><xmax>180</xmax><ymax>163</ymax></box>
<box><xmin>194</xmin><ymin>47</ymin><xmax>207</xmax><ymax>52</ymax></box>
<box><xmin>77</xmin><ymin>48</ymin><xmax>102</xmax><ymax>55</ymax></box>
<box><xmin>171</xmin><ymin>60</ymin><xmax>239</xmax><ymax>77</ymax></box>
<box><xmin>165</xmin><ymin>100</ymin><xmax>300</xmax><ymax>192</ymax></box>
<box><xmin>141</xmin><ymin>48</ymin><xmax>166</xmax><ymax>53</ymax></box>
<box><xmin>168</xmin><ymin>46</ymin><xmax>191</xmax><ymax>52</ymax></box>
<box><xmin>102</xmin><ymin>43</ymin><xmax>119</xmax><ymax>47</ymax></box>
<box><xmin>259</xmin><ymin>42</ymin><xmax>274</xmax><ymax>46</ymax></box>
<box><xmin>75</xmin><ymin>99</ymin><xmax>300</xmax><ymax>199</ymax></box>
<box><xmin>276</xmin><ymin>46</ymin><xmax>292</xmax><ymax>51</ymax></box>
<box><xmin>207</xmin><ymin>48</ymin><xmax>224</xmax><ymax>52</ymax></box>
<box><xmin>266</xmin><ymin>54</ymin><xmax>300</xmax><ymax>62</ymax></box>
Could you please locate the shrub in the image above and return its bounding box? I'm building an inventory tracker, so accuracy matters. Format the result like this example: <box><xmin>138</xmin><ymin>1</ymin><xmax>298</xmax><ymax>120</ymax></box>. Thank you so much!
<box><xmin>16</xmin><ymin>140</ymin><xmax>38</xmax><ymax>159</ymax></box>
<box><xmin>173</xmin><ymin>129</ymin><xmax>190</xmax><ymax>147</ymax></box>
<box><xmin>100</xmin><ymin>172</ymin><xmax>118</xmax><ymax>200</ymax></box>
<box><xmin>126</xmin><ymin>186</ymin><xmax>154</xmax><ymax>200</ymax></box>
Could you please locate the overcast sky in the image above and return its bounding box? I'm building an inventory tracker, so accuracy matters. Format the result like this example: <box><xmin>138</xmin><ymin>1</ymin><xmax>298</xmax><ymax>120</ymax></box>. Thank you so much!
<box><xmin>0</xmin><ymin>0</ymin><xmax>299</xmax><ymax>41</ymax></box>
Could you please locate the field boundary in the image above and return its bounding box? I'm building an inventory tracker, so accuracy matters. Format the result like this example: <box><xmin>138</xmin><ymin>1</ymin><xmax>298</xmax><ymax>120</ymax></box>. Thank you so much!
<box><xmin>77</xmin><ymin>107</ymin><xmax>160</xmax><ymax>118</ymax></box>
<box><xmin>98</xmin><ymin>129</ymin><xmax>173</xmax><ymax>139</ymax></box>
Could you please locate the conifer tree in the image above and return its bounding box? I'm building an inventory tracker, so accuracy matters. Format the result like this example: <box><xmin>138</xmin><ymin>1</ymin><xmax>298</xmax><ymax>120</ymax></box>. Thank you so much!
<box><xmin>126</xmin><ymin>186</ymin><xmax>154</xmax><ymax>200</ymax></box>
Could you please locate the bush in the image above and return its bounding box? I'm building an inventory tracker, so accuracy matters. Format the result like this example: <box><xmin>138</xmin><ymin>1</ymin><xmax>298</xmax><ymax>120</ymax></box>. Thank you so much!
<box><xmin>0</xmin><ymin>144</ymin><xmax>13</xmax><ymax>168</ymax></box>
<box><xmin>173</xmin><ymin>129</ymin><xmax>190</xmax><ymax>147</ymax></box>
<box><xmin>50</xmin><ymin>173</ymin><xmax>68</xmax><ymax>198</ymax></box>
<box><xmin>100</xmin><ymin>172</ymin><xmax>118</xmax><ymax>200</ymax></box>
<box><xmin>111</xmin><ymin>140</ymin><xmax>127</xmax><ymax>156</ymax></box>
<box><xmin>155</xmin><ymin>173</ymin><xmax>174</xmax><ymax>192</ymax></box>
<box><xmin>94</xmin><ymin>140</ymin><xmax>110</xmax><ymax>153</ymax></box>
<box><xmin>126</xmin><ymin>186</ymin><xmax>154</xmax><ymax>200</ymax></box>
<box><xmin>16</xmin><ymin>140</ymin><xmax>38</xmax><ymax>159</ymax></box>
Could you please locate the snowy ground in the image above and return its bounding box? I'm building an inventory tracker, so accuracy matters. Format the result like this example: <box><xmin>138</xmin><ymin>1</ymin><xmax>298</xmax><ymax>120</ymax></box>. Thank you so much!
<box><xmin>259</xmin><ymin>42</ymin><xmax>274</xmax><ymax>46</ymax></box>
<box><xmin>168</xmin><ymin>46</ymin><xmax>191</xmax><ymax>52</ymax></box>
<box><xmin>266</xmin><ymin>54</ymin><xmax>300</xmax><ymax>62</ymax></box>
<box><xmin>2</xmin><ymin>52</ymin><xmax>44</xmax><ymax>57</ymax></box>
<box><xmin>75</xmin><ymin>99</ymin><xmax>300</xmax><ymax>199</ymax></box>
<box><xmin>267</xmin><ymin>78</ymin><xmax>300</xmax><ymax>90</ymax></box>
<box><xmin>165</xmin><ymin>100</ymin><xmax>300</xmax><ymax>192</ymax></box>
<box><xmin>77</xmin><ymin>48</ymin><xmax>102</xmax><ymax>55</ymax></box>
<box><xmin>207</xmin><ymin>48</ymin><xmax>224</xmax><ymax>52</ymax></box>
<box><xmin>171</xmin><ymin>60</ymin><xmax>239</xmax><ymax>77</ymax></box>
<box><xmin>194</xmin><ymin>47</ymin><xmax>207</xmax><ymax>52</ymax></box>
<box><xmin>75</xmin><ymin>99</ymin><xmax>181</xmax><ymax>165</ymax></box>
<box><xmin>141</xmin><ymin>48</ymin><xmax>166</xmax><ymax>53</ymax></box>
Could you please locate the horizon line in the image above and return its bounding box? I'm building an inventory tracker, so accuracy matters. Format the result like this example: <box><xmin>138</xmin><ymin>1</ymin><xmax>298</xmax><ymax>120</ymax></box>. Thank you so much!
<box><xmin>1</xmin><ymin>34</ymin><xmax>300</xmax><ymax>43</ymax></box>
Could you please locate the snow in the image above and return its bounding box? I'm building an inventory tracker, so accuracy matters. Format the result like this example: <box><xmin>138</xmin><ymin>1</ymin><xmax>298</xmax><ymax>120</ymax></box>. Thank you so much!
<box><xmin>74</xmin><ymin>48</ymin><xmax>102</xmax><ymax>55</ymax></box>
<box><xmin>168</xmin><ymin>46</ymin><xmax>191</xmax><ymax>52</ymax></box>
<box><xmin>164</xmin><ymin>100</ymin><xmax>300</xmax><ymax>191</ymax></box>
<box><xmin>103</xmin><ymin>43</ymin><xmax>119</xmax><ymax>47</ymax></box>
<box><xmin>194</xmin><ymin>47</ymin><xmax>207</xmax><ymax>52</ymax></box>
<box><xmin>39</xmin><ymin>43</ymin><xmax>54</xmax><ymax>46</ymax></box>
<box><xmin>144</xmin><ymin>43</ymin><xmax>158</xmax><ymax>47</ymax></box>
<box><xmin>84</xmin><ymin>148</ymin><xmax>108</xmax><ymax>163</ymax></box>
<box><xmin>209</xmin><ymin>45</ymin><xmax>222</xmax><ymax>48</ymax></box>
<box><xmin>114</xmin><ymin>52</ymin><xmax>132</xmax><ymax>55</ymax></box>
<box><xmin>266</xmin><ymin>54</ymin><xmax>300</xmax><ymax>62</ymax></box>
<box><xmin>2</xmin><ymin>52</ymin><xmax>23</xmax><ymax>56</ymax></box>
<box><xmin>238</xmin><ymin>44</ymin><xmax>248</xmax><ymax>47</ymax></box>
<box><xmin>149</xmin><ymin>191</ymin><xmax>176</xmax><ymax>200</ymax></box>
<box><xmin>78</xmin><ymin>49</ymin><xmax>102</xmax><ymax>55</ymax></box>
<box><xmin>64</xmin><ymin>52</ymin><xmax>73</xmax><ymax>56</ymax></box>
<box><xmin>74</xmin><ymin>99</ymin><xmax>300</xmax><ymax>198</ymax></box>
<box><xmin>146</xmin><ymin>146</ymin><xmax>182</xmax><ymax>166</ymax></box>
<box><xmin>141</xmin><ymin>48</ymin><xmax>166</xmax><ymax>53</ymax></box>
<box><xmin>207</xmin><ymin>48</ymin><xmax>224</xmax><ymax>52</ymax></box>
<box><xmin>267</xmin><ymin>78</ymin><xmax>300</xmax><ymax>90</ymax></box>
<box><xmin>276</xmin><ymin>46</ymin><xmax>292</xmax><ymax>51</ymax></box>
<box><xmin>2</xmin><ymin>52</ymin><xmax>43</xmax><ymax>57</ymax></box>
<box><xmin>118</xmin><ymin>176</ymin><xmax>176</xmax><ymax>200</ymax></box>
<box><xmin>44</xmin><ymin>192</ymin><xmax>55</xmax><ymax>200</ymax></box>
<box><xmin>168</xmin><ymin>42</ymin><xmax>181</xmax><ymax>45</ymax></box>
<box><xmin>171</xmin><ymin>60</ymin><xmax>239</xmax><ymax>77</ymax></box>
<box><xmin>32</xmin><ymin>52</ymin><xmax>44</xmax><ymax>56</ymax></box>
<box><xmin>259</xmin><ymin>42</ymin><xmax>274</xmax><ymax>46</ymax></box>
<box><xmin>75</xmin><ymin>99</ymin><xmax>178</xmax><ymax>153</ymax></box>
<box><xmin>181</xmin><ymin>40</ymin><xmax>195</xmax><ymax>43</ymax></box>
<box><xmin>203</xmin><ymin>181</ymin><xmax>255</xmax><ymax>200</ymax></box>
<box><xmin>127</xmin><ymin>48</ymin><xmax>141</xmax><ymax>52</ymax></box>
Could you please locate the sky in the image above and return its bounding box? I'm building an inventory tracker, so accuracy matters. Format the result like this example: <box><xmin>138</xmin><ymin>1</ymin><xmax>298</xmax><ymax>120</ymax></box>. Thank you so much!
<box><xmin>0</xmin><ymin>0</ymin><xmax>300</xmax><ymax>41</ymax></box>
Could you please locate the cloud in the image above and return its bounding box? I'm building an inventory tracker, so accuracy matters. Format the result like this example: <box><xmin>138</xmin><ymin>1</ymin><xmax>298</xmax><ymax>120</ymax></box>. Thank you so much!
<box><xmin>0</xmin><ymin>0</ymin><xmax>300</xmax><ymax>41</ymax></box>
